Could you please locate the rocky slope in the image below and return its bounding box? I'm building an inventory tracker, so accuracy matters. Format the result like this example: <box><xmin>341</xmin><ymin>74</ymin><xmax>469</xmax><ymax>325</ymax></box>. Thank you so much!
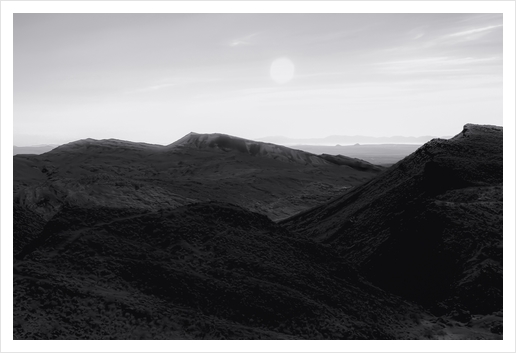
<box><xmin>13</xmin><ymin>204</ymin><xmax>46</xmax><ymax>254</ymax></box>
<box><xmin>282</xmin><ymin>124</ymin><xmax>503</xmax><ymax>319</ymax></box>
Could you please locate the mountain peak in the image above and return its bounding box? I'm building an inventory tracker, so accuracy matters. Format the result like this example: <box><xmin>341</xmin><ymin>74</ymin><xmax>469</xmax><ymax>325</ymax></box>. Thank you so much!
<box><xmin>165</xmin><ymin>133</ymin><xmax>385</xmax><ymax>171</ymax></box>
<box><xmin>168</xmin><ymin>132</ymin><xmax>345</xmax><ymax>166</ymax></box>
<box><xmin>167</xmin><ymin>132</ymin><xmax>234</xmax><ymax>149</ymax></box>
<box><xmin>452</xmin><ymin>123</ymin><xmax>503</xmax><ymax>141</ymax></box>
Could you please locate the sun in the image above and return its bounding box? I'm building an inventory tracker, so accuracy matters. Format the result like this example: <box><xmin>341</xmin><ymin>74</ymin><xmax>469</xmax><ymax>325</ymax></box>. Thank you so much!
<box><xmin>270</xmin><ymin>58</ymin><xmax>295</xmax><ymax>84</ymax></box>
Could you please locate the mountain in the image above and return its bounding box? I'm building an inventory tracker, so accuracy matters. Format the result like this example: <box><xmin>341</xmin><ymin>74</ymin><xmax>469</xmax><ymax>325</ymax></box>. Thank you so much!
<box><xmin>13</xmin><ymin>133</ymin><xmax>383</xmax><ymax>222</ymax></box>
<box><xmin>169</xmin><ymin>132</ymin><xmax>335</xmax><ymax>165</ymax></box>
<box><xmin>168</xmin><ymin>132</ymin><xmax>376</xmax><ymax>168</ymax></box>
<box><xmin>13</xmin><ymin>138</ymin><xmax>424</xmax><ymax>166</ymax></box>
<box><xmin>282</xmin><ymin>124</ymin><xmax>503</xmax><ymax>317</ymax></box>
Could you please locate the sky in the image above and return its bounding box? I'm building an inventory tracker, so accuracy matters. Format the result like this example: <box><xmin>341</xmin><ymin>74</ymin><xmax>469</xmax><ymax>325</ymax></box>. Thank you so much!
<box><xmin>13</xmin><ymin>13</ymin><xmax>503</xmax><ymax>146</ymax></box>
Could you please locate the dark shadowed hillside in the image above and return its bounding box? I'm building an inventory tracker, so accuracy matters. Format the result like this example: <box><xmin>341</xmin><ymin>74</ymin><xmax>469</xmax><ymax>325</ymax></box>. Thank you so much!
<box><xmin>14</xmin><ymin>202</ymin><xmax>448</xmax><ymax>339</ymax></box>
<box><xmin>13</xmin><ymin>204</ymin><xmax>46</xmax><ymax>253</ymax></box>
<box><xmin>282</xmin><ymin>124</ymin><xmax>503</xmax><ymax>320</ymax></box>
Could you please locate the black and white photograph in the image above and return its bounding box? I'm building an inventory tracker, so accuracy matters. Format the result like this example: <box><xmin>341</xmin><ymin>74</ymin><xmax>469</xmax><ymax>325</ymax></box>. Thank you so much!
<box><xmin>2</xmin><ymin>1</ymin><xmax>515</xmax><ymax>351</ymax></box>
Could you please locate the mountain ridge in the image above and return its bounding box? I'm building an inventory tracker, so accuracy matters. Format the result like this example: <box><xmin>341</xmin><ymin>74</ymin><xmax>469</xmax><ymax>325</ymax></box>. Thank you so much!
<box><xmin>33</xmin><ymin>133</ymin><xmax>384</xmax><ymax>172</ymax></box>
<box><xmin>14</xmin><ymin>132</ymin><xmax>383</xmax><ymax>222</ymax></box>
<box><xmin>13</xmin><ymin>134</ymin><xmax>429</xmax><ymax>166</ymax></box>
<box><xmin>281</xmin><ymin>124</ymin><xmax>503</xmax><ymax>316</ymax></box>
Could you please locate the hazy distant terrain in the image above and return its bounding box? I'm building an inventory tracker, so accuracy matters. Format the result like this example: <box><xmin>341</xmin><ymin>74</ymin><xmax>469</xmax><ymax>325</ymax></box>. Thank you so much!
<box><xmin>291</xmin><ymin>144</ymin><xmax>423</xmax><ymax>166</ymax></box>
<box><xmin>13</xmin><ymin>145</ymin><xmax>59</xmax><ymax>156</ymax></box>
<box><xmin>256</xmin><ymin>134</ymin><xmax>449</xmax><ymax>146</ymax></box>
<box><xmin>13</xmin><ymin>125</ymin><xmax>503</xmax><ymax>340</ymax></box>
<box><xmin>14</xmin><ymin>139</ymin><xmax>423</xmax><ymax>167</ymax></box>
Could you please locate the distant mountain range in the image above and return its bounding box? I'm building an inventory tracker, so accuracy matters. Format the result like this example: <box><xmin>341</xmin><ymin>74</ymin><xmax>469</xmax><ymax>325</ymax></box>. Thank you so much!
<box><xmin>256</xmin><ymin>134</ymin><xmax>451</xmax><ymax>146</ymax></box>
<box><xmin>13</xmin><ymin>134</ymin><xmax>452</xmax><ymax>156</ymax></box>
<box><xmin>13</xmin><ymin>144</ymin><xmax>59</xmax><ymax>155</ymax></box>
<box><xmin>12</xmin><ymin>135</ymin><xmax>436</xmax><ymax>166</ymax></box>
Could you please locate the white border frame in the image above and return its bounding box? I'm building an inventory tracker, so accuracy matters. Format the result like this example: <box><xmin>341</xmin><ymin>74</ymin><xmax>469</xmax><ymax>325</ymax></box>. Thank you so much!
<box><xmin>1</xmin><ymin>2</ymin><xmax>515</xmax><ymax>352</ymax></box>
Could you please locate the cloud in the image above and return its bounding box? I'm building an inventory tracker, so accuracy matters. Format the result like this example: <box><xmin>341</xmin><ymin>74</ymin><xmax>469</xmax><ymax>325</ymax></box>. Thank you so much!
<box><xmin>229</xmin><ymin>40</ymin><xmax>249</xmax><ymax>47</ymax></box>
<box><xmin>228</xmin><ymin>33</ymin><xmax>259</xmax><ymax>47</ymax></box>
<box><xmin>446</xmin><ymin>24</ymin><xmax>503</xmax><ymax>38</ymax></box>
